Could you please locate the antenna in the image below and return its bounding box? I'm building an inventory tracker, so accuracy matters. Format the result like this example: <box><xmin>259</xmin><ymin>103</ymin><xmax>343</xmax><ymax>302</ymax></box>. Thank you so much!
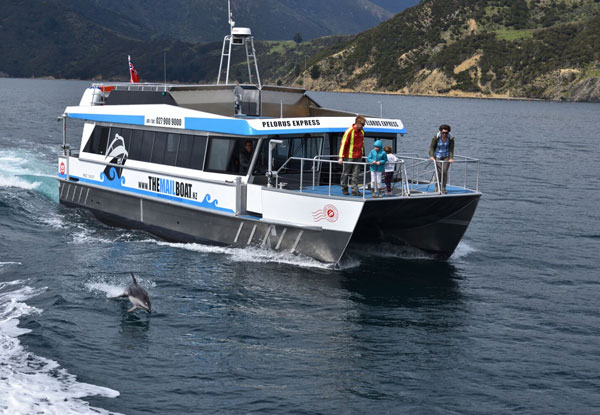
<box><xmin>217</xmin><ymin>0</ymin><xmax>261</xmax><ymax>88</ymax></box>
<box><xmin>228</xmin><ymin>0</ymin><xmax>235</xmax><ymax>33</ymax></box>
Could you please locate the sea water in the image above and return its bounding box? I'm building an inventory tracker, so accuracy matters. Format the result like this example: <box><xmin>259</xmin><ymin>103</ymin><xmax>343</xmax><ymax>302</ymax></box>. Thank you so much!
<box><xmin>0</xmin><ymin>78</ymin><xmax>599</xmax><ymax>414</ymax></box>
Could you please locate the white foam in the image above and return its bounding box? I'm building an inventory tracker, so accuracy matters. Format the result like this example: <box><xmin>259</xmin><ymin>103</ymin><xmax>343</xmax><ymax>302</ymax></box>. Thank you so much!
<box><xmin>0</xmin><ymin>281</ymin><xmax>123</xmax><ymax>415</ymax></box>
<box><xmin>0</xmin><ymin>172</ymin><xmax>41</xmax><ymax>190</ymax></box>
<box><xmin>0</xmin><ymin>262</ymin><xmax>22</xmax><ymax>267</ymax></box>
<box><xmin>85</xmin><ymin>281</ymin><xmax>126</xmax><ymax>298</ymax></box>
<box><xmin>85</xmin><ymin>275</ymin><xmax>156</xmax><ymax>298</ymax></box>
<box><xmin>145</xmin><ymin>240</ymin><xmax>336</xmax><ymax>270</ymax></box>
<box><xmin>451</xmin><ymin>241</ymin><xmax>477</xmax><ymax>259</ymax></box>
<box><xmin>0</xmin><ymin>149</ymin><xmax>58</xmax><ymax>200</ymax></box>
<box><xmin>39</xmin><ymin>214</ymin><xmax>66</xmax><ymax>229</ymax></box>
<box><xmin>70</xmin><ymin>227</ymin><xmax>113</xmax><ymax>245</ymax></box>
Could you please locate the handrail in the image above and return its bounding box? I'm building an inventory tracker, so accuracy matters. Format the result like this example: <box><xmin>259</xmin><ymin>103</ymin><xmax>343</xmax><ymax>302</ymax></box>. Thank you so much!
<box><xmin>274</xmin><ymin>155</ymin><xmax>413</xmax><ymax>199</ymax></box>
<box><xmin>272</xmin><ymin>153</ymin><xmax>479</xmax><ymax>197</ymax></box>
<box><xmin>398</xmin><ymin>154</ymin><xmax>480</xmax><ymax>194</ymax></box>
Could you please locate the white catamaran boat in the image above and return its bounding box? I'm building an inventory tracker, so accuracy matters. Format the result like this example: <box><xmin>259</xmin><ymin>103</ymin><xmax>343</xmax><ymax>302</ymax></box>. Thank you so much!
<box><xmin>57</xmin><ymin>5</ymin><xmax>481</xmax><ymax>265</ymax></box>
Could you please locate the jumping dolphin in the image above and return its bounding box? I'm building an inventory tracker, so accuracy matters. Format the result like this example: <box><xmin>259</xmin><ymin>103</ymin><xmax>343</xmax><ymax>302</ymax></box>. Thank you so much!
<box><xmin>115</xmin><ymin>272</ymin><xmax>152</xmax><ymax>313</ymax></box>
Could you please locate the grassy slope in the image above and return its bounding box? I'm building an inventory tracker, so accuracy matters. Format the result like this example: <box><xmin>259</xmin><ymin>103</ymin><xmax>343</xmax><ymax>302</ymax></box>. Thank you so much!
<box><xmin>283</xmin><ymin>0</ymin><xmax>600</xmax><ymax>100</ymax></box>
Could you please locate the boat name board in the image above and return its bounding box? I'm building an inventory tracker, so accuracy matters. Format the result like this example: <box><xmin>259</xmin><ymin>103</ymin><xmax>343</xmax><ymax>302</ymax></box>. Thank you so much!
<box><xmin>365</xmin><ymin>119</ymin><xmax>401</xmax><ymax>128</ymax></box>
<box><xmin>261</xmin><ymin>119</ymin><xmax>321</xmax><ymax>128</ymax></box>
<box><xmin>249</xmin><ymin>117</ymin><xmax>404</xmax><ymax>133</ymax></box>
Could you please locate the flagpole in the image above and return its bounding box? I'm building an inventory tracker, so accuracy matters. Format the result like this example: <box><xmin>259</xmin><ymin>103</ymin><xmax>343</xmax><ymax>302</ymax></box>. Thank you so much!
<box><xmin>128</xmin><ymin>55</ymin><xmax>133</xmax><ymax>83</ymax></box>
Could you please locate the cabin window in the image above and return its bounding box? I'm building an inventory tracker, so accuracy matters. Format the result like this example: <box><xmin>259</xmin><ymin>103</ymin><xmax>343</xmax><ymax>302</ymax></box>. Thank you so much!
<box><xmin>189</xmin><ymin>135</ymin><xmax>207</xmax><ymax>170</ymax></box>
<box><xmin>164</xmin><ymin>133</ymin><xmax>180</xmax><ymax>166</ymax></box>
<box><xmin>256</xmin><ymin>135</ymin><xmax>323</xmax><ymax>173</ymax></box>
<box><xmin>175</xmin><ymin>134</ymin><xmax>207</xmax><ymax>170</ymax></box>
<box><xmin>86</xmin><ymin>126</ymin><xmax>209</xmax><ymax>171</ymax></box>
<box><xmin>140</xmin><ymin>131</ymin><xmax>154</xmax><ymax>162</ymax></box>
<box><xmin>176</xmin><ymin>135</ymin><xmax>194</xmax><ymax>168</ymax></box>
<box><xmin>204</xmin><ymin>137</ymin><xmax>258</xmax><ymax>175</ymax></box>
<box><xmin>83</xmin><ymin>126</ymin><xmax>110</xmax><ymax>155</ymax></box>
<box><xmin>205</xmin><ymin>138</ymin><xmax>237</xmax><ymax>173</ymax></box>
<box><xmin>150</xmin><ymin>132</ymin><xmax>167</xmax><ymax>164</ymax></box>
<box><xmin>128</xmin><ymin>129</ymin><xmax>144</xmax><ymax>160</ymax></box>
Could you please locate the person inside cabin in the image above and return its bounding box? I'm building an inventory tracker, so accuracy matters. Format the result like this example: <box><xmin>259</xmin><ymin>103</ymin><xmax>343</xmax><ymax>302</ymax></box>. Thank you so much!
<box><xmin>239</xmin><ymin>140</ymin><xmax>254</xmax><ymax>174</ymax></box>
<box><xmin>428</xmin><ymin>124</ymin><xmax>455</xmax><ymax>194</ymax></box>
<box><xmin>367</xmin><ymin>140</ymin><xmax>387</xmax><ymax>198</ymax></box>
<box><xmin>383</xmin><ymin>145</ymin><xmax>398</xmax><ymax>196</ymax></box>
<box><xmin>338</xmin><ymin>115</ymin><xmax>366</xmax><ymax>196</ymax></box>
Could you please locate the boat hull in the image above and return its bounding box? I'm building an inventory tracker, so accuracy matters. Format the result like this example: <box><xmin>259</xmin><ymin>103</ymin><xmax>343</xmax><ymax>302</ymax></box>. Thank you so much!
<box><xmin>58</xmin><ymin>179</ymin><xmax>352</xmax><ymax>264</ymax></box>
<box><xmin>351</xmin><ymin>193</ymin><xmax>480</xmax><ymax>258</ymax></box>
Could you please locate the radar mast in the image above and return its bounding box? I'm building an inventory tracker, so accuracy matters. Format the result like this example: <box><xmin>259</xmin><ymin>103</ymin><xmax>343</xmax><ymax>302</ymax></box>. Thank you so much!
<box><xmin>217</xmin><ymin>0</ymin><xmax>261</xmax><ymax>88</ymax></box>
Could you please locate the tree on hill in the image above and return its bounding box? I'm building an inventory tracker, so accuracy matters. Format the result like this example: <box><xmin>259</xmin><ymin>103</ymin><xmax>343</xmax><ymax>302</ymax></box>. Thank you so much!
<box><xmin>310</xmin><ymin>65</ymin><xmax>321</xmax><ymax>79</ymax></box>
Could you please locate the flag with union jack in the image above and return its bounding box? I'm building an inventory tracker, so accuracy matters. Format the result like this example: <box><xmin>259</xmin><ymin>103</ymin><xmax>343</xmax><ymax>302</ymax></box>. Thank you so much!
<box><xmin>128</xmin><ymin>55</ymin><xmax>140</xmax><ymax>83</ymax></box>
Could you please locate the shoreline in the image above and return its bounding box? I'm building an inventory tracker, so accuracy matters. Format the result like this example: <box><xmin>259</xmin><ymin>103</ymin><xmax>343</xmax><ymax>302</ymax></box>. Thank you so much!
<box><xmin>1</xmin><ymin>75</ymin><xmax>596</xmax><ymax>103</ymax></box>
<box><xmin>321</xmin><ymin>88</ymin><xmax>545</xmax><ymax>102</ymax></box>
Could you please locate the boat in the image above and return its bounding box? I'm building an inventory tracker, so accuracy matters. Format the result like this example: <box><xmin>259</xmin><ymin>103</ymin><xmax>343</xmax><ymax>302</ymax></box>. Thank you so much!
<box><xmin>57</xmin><ymin>4</ymin><xmax>481</xmax><ymax>266</ymax></box>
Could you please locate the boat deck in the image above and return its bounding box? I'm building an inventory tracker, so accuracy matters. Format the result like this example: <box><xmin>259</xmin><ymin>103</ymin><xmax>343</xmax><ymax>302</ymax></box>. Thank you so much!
<box><xmin>291</xmin><ymin>183</ymin><xmax>476</xmax><ymax>199</ymax></box>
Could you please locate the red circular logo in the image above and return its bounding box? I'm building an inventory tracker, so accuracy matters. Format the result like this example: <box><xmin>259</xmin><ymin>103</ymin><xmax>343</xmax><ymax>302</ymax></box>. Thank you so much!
<box><xmin>59</xmin><ymin>162</ymin><xmax>65</xmax><ymax>175</ymax></box>
<box><xmin>324</xmin><ymin>204</ymin><xmax>339</xmax><ymax>222</ymax></box>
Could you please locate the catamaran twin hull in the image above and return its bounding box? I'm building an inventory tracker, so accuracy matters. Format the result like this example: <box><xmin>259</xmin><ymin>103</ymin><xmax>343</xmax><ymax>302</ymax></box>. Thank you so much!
<box><xmin>57</xmin><ymin>83</ymin><xmax>481</xmax><ymax>265</ymax></box>
<box><xmin>57</xmin><ymin>163</ymin><xmax>480</xmax><ymax>264</ymax></box>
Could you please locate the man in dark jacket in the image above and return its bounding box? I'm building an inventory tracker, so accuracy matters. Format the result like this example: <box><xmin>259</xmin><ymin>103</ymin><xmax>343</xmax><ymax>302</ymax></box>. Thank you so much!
<box><xmin>428</xmin><ymin>124</ymin><xmax>454</xmax><ymax>194</ymax></box>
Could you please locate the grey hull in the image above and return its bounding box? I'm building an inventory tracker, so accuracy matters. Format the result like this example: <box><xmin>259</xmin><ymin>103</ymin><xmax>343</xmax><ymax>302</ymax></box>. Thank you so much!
<box><xmin>351</xmin><ymin>193</ymin><xmax>481</xmax><ymax>258</ymax></box>
<box><xmin>58</xmin><ymin>180</ymin><xmax>351</xmax><ymax>264</ymax></box>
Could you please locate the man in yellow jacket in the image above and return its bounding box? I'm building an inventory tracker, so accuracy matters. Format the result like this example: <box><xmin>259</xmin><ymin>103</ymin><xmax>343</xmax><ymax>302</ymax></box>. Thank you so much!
<box><xmin>338</xmin><ymin>115</ymin><xmax>366</xmax><ymax>196</ymax></box>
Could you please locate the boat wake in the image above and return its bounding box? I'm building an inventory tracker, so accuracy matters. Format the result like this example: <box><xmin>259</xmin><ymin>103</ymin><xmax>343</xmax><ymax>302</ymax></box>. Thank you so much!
<box><xmin>0</xmin><ymin>262</ymin><xmax>23</xmax><ymax>267</ymax></box>
<box><xmin>0</xmin><ymin>149</ymin><xmax>58</xmax><ymax>202</ymax></box>
<box><xmin>0</xmin><ymin>278</ymin><xmax>122</xmax><ymax>415</ymax></box>
<box><xmin>346</xmin><ymin>242</ymin><xmax>436</xmax><ymax>261</ymax></box>
<box><xmin>345</xmin><ymin>240</ymin><xmax>477</xmax><ymax>262</ymax></box>
<box><xmin>145</xmin><ymin>240</ymin><xmax>337</xmax><ymax>270</ymax></box>
<box><xmin>138</xmin><ymin>240</ymin><xmax>477</xmax><ymax>270</ymax></box>
<box><xmin>451</xmin><ymin>241</ymin><xmax>477</xmax><ymax>259</ymax></box>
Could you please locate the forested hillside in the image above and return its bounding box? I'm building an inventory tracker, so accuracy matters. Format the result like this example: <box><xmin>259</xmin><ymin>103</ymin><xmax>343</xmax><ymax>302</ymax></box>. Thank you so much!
<box><xmin>0</xmin><ymin>0</ymin><xmax>348</xmax><ymax>83</ymax></box>
<box><xmin>0</xmin><ymin>0</ymin><xmax>405</xmax><ymax>81</ymax></box>
<box><xmin>1</xmin><ymin>0</ymin><xmax>599</xmax><ymax>101</ymax></box>
<box><xmin>289</xmin><ymin>0</ymin><xmax>600</xmax><ymax>101</ymax></box>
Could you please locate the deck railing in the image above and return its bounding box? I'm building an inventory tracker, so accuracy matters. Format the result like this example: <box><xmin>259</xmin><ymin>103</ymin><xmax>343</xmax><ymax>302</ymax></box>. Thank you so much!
<box><xmin>400</xmin><ymin>154</ymin><xmax>480</xmax><ymax>194</ymax></box>
<box><xmin>272</xmin><ymin>155</ymin><xmax>409</xmax><ymax>199</ymax></box>
<box><xmin>272</xmin><ymin>154</ymin><xmax>480</xmax><ymax>198</ymax></box>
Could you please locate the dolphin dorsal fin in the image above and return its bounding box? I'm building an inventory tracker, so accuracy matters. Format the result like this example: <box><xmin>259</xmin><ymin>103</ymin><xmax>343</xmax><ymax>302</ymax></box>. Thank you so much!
<box><xmin>130</xmin><ymin>272</ymin><xmax>137</xmax><ymax>285</ymax></box>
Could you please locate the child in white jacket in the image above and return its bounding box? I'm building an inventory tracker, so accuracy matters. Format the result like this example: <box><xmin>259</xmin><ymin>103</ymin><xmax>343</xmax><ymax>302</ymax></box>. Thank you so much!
<box><xmin>383</xmin><ymin>146</ymin><xmax>398</xmax><ymax>196</ymax></box>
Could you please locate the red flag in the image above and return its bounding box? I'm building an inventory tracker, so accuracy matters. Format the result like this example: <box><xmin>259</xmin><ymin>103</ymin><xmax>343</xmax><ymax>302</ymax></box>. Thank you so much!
<box><xmin>128</xmin><ymin>55</ymin><xmax>140</xmax><ymax>83</ymax></box>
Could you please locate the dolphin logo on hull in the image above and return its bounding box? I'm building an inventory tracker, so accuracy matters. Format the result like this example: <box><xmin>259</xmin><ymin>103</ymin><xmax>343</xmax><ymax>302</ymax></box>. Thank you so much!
<box><xmin>103</xmin><ymin>133</ymin><xmax>128</xmax><ymax>179</ymax></box>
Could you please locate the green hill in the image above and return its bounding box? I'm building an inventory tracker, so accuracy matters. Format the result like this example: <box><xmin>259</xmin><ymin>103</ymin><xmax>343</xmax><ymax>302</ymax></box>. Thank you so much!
<box><xmin>286</xmin><ymin>0</ymin><xmax>600</xmax><ymax>101</ymax></box>
<box><xmin>48</xmin><ymin>0</ymin><xmax>395</xmax><ymax>42</ymax></box>
<box><xmin>0</xmin><ymin>0</ymin><xmax>348</xmax><ymax>84</ymax></box>
<box><xmin>1</xmin><ymin>0</ymin><xmax>599</xmax><ymax>101</ymax></box>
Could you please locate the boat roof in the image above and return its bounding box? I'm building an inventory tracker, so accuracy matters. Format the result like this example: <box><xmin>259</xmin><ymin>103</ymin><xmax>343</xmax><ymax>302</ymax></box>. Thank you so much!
<box><xmin>65</xmin><ymin>104</ymin><xmax>406</xmax><ymax>135</ymax></box>
<box><xmin>64</xmin><ymin>83</ymin><xmax>406</xmax><ymax>135</ymax></box>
